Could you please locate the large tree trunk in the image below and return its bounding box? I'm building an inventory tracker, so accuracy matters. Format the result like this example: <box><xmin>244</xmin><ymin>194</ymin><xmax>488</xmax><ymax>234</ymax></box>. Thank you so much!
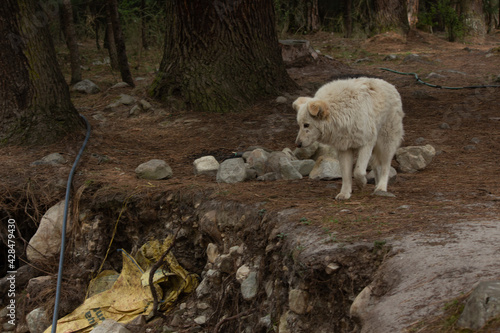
<box><xmin>0</xmin><ymin>0</ymin><xmax>83</xmax><ymax>145</ymax></box>
<box><xmin>61</xmin><ymin>0</ymin><xmax>82</xmax><ymax>84</ymax></box>
<box><xmin>151</xmin><ymin>0</ymin><xmax>297</xmax><ymax>113</ymax></box>
<box><xmin>460</xmin><ymin>0</ymin><xmax>487</xmax><ymax>37</ymax></box>
<box><xmin>107</xmin><ymin>0</ymin><xmax>134</xmax><ymax>87</ymax></box>
<box><xmin>373</xmin><ymin>0</ymin><xmax>410</xmax><ymax>35</ymax></box>
<box><xmin>407</xmin><ymin>0</ymin><xmax>419</xmax><ymax>29</ymax></box>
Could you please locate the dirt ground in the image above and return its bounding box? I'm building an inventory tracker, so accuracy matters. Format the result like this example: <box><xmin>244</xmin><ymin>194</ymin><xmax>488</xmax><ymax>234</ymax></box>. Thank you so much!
<box><xmin>3</xmin><ymin>29</ymin><xmax>499</xmax><ymax>243</ymax></box>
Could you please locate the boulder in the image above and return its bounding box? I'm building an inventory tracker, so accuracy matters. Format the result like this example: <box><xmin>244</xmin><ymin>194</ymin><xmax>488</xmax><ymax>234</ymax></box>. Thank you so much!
<box><xmin>457</xmin><ymin>280</ymin><xmax>500</xmax><ymax>330</ymax></box>
<box><xmin>216</xmin><ymin>158</ymin><xmax>247</xmax><ymax>183</ymax></box>
<box><xmin>72</xmin><ymin>79</ymin><xmax>100</xmax><ymax>94</ymax></box>
<box><xmin>135</xmin><ymin>159</ymin><xmax>173</xmax><ymax>180</ymax></box>
<box><xmin>27</xmin><ymin>201</ymin><xmax>70</xmax><ymax>262</ymax></box>
<box><xmin>31</xmin><ymin>153</ymin><xmax>66</xmax><ymax>166</ymax></box>
<box><xmin>246</xmin><ymin>149</ymin><xmax>269</xmax><ymax>175</ymax></box>
<box><xmin>279</xmin><ymin>157</ymin><xmax>303</xmax><ymax>180</ymax></box>
<box><xmin>290</xmin><ymin>159</ymin><xmax>315</xmax><ymax>176</ymax></box>
<box><xmin>309</xmin><ymin>156</ymin><xmax>342</xmax><ymax>180</ymax></box>
<box><xmin>367</xmin><ymin>167</ymin><xmax>398</xmax><ymax>185</ymax></box>
<box><xmin>396</xmin><ymin>144</ymin><xmax>436</xmax><ymax>173</ymax></box>
<box><xmin>26</xmin><ymin>308</ymin><xmax>50</xmax><ymax>333</ymax></box>
<box><xmin>193</xmin><ymin>156</ymin><xmax>220</xmax><ymax>177</ymax></box>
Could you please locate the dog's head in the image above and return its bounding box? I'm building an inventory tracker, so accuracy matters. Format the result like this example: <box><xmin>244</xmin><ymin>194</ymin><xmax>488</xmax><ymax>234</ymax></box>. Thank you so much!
<box><xmin>293</xmin><ymin>97</ymin><xmax>329</xmax><ymax>148</ymax></box>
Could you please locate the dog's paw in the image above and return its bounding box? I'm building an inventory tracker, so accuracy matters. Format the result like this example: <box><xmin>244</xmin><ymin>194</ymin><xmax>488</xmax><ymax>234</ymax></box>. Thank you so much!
<box><xmin>372</xmin><ymin>190</ymin><xmax>396</xmax><ymax>198</ymax></box>
<box><xmin>335</xmin><ymin>192</ymin><xmax>351</xmax><ymax>200</ymax></box>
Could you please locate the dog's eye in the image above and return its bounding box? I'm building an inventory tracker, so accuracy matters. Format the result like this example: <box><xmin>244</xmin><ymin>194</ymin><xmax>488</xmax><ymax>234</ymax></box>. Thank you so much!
<box><xmin>303</xmin><ymin>124</ymin><xmax>310</xmax><ymax>128</ymax></box>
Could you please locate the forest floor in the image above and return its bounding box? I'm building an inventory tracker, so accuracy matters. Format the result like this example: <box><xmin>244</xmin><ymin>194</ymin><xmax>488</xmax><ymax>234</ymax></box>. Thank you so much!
<box><xmin>1</xmin><ymin>29</ymin><xmax>500</xmax><ymax>332</ymax></box>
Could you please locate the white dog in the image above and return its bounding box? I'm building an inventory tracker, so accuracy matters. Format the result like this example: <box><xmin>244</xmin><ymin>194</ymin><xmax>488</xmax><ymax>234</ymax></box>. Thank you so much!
<box><xmin>294</xmin><ymin>77</ymin><xmax>404</xmax><ymax>200</ymax></box>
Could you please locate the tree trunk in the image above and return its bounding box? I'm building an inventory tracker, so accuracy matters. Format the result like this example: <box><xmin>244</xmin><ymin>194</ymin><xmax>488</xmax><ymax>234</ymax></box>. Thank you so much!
<box><xmin>107</xmin><ymin>0</ymin><xmax>134</xmax><ymax>87</ymax></box>
<box><xmin>61</xmin><ymin>0</ymin><xmax>82</xmax><ymax>85</ymax></box>
<box><xmin>0</xmin><ymin>0</ymin><xmax>83</xmax><ymax>145</ymax></box>
<box><xmin>151</xmin><ymin>0</ymin><xmax>297</xmax><ymax>113</ymax></box>
<box><xmin>373</xmin><ymin>0</ymin><xmax>410</xmax><ymax>35</ymax></box>
<box><xmin>344</xmin><ymin>0</ymin><xmax>353</xmax><ymax>37</ymax></box>
<box><xmin>460</xmin><ymin>0</ymin><xmax>487</xmax><ymax>37</ymax></box>
<box><xmin>407</xmin><ymin>0</ymin><xmax>419</xmax><ymax>29</ymax></box>
<box><xmin>306</xmin><ymin>0</ymin><xmax>320</xmax><ymax>32</ymax></box>
<box><xmin>105</xmin><ymin>3</ymin><xmax>119</xmax><ymax>70</ymax></box>
<box><xmin>141</xmin><ymin>0</ymin><xmax>148</xmax><ymax>50</ymax></box>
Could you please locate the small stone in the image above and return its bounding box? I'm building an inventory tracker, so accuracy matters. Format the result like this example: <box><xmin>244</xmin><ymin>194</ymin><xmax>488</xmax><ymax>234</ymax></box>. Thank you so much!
<box><xmin>236</xmin><ymin>265</ymin><xmax>251</xmax><ymax>283</ymax></box>
<box><xmin>206</xmin><ymin>243</ymin><xmax>219</xmax><ymax>264</ymax></box>
<box><xmin>309</xmin><ymin>156</ymin><xmax>342</xmax><ymax>180</ymax></box>
<box><xmin>325</xmin><ymin>263</ymin><xmax>340</xmax><ymax>274</ymax></box>
<box><xmin>470</xmin><ymin>137</ymin><xmax>480</xmax><ymax>144</ymax></box>
<box><xmin>117</xmin><ymin>94</ymin><xmax>135</xmax><ymax>105</ymax></box>
<box><xmin>218</xmin><ymin>254</ymin><xmax>234</xmax><ymax>274</ymax></box>
<box><xmin>216</xmin><ymin>158</ymin><xmax>247</xmax><ymax>184</ymax></box>
<box><xmin>31</xmin><ymin>153</ymin><xmax>66</xmax><ymax>166</ymax></box>
<box><xmin>26</xmin><ymin>308</ymin><xmax>51</xmax><ymax>333</ymax></box>
<box><xmin>396</xmin><ymin>145</ymin><xmax>436</xmax><ymax>173</ymax></box>
<box><xmin>440</xmin><ymin>122</ymin><xmax>451</xmax><ymax>129</ymax></box>
<box><xmin>383</xmin><ymin>54</ymin><xmax>398</xmax><ymax>61</ymax></box>
<box><xmin>241</xmin><ymin>272</ymin><xmax>258</xmax><ymax>300</ymax></box>
<box><xmin>139</xmin><ymin>99</ymin><xmax>152</xmax><ymax>110</ymax></box>
<box><xmin>426</xmin><ymin>72</ymin><xmax>446</xmax><ymax>79</ymax></box>
<box><xmin>135</xmin><ymin>159</ymin><xmax>173</xmax><ymax>180</ymax></box>
<box><xmin>415</xmin><ymin>137</ymin><xmax>426</xmax><ymax>145</ymax></box>
<box><xmin>279</xmin><ymin>157</ymin><xmax>303</xmax><ymax>180</ymax></box>
<box><xmin>275</xmin><ymin>96</ymin><xmax>287</xmax><ymax>104</ymax></box>
<box><xmin>72</xmin><ymin>79</ymin><xmax>100</xmax><ymax>94</ymax></box>
<box><xmin>289</xmin><ymin>289</ymin><xmax>309</xmax><ymax>314</ymax></box>
<box><xmin>464</xmin><ymin>145</ymin><xmax>476</xmax><ymax>151</ymax></box>
<box><xmin>129</xmin><ymin>105</ymin><xmax>141</xmax><ymax>116</ymax></box>
<box><xmin>194</xmin><ymin>315</ymin><xmax>207</xmax><ymax>325</ymax></box>
<box><xmin>194</xmin><ymin>156</ymin><xmax>220</xmax><ymax>177</ymax></box>
<box><xmin>111</xmin><ymin>82</ymin><xmax>130</xmax><ymax>89</ymax></box>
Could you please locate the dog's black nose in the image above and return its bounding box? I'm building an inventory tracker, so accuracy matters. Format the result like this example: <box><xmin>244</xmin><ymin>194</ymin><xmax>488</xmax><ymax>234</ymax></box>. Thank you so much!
<box><xmin>296</xmin><ymin>142</ymin><xmax>302</xmax><ymax>148</ymax></box>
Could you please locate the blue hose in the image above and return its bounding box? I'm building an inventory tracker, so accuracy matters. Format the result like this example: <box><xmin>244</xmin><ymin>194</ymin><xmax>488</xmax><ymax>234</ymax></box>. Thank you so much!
<box><xmin>51</xmin><ymin>114</ymin><xmax>91</xmax><ymax>333</ymax></box>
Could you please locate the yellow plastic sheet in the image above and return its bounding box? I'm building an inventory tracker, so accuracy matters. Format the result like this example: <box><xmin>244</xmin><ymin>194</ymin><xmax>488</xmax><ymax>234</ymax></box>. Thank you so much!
<box><xmin>45</xmin><ymin>236</ymin><xmax>198</xmax><ymax>333</ymax></box>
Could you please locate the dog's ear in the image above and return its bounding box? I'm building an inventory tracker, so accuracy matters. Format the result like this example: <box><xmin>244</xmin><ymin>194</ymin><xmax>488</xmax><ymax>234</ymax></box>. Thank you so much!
<box><xmin>292</xmin><ymin>97</ymin><xmax>311</xmax><ymax>112</ymax></box>
<box><xmin>307</xmin><ymin>100</ymin><xmax>329</xmax><ymax>119</ymax></box>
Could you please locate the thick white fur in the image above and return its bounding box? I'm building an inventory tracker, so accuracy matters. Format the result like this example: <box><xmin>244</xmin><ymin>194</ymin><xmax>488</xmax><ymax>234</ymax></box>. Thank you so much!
<box><xmin>294</xmin><ymin>77</ymin><xmax>404</xmax><ymax>200</ymax></box>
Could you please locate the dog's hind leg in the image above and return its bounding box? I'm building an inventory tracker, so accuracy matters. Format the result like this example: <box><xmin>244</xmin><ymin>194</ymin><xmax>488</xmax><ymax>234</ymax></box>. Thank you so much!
<box><xmin>353</xmin><ymin>145</ymin><xmax>373</xmax><ymax>190</ymax></box>
<box><xmin>336</xmin><ymin>149</ymin><xmax>354</xmax><ymax>200</ymax></box>
<box><xmin>372</xmin><ymin>140</ymin><xmax>396</xmax><ymax>195</ymax></box>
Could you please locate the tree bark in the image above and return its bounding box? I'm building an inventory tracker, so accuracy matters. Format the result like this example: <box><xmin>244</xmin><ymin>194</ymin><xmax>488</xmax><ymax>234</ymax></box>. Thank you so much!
<box><xmin>0</xmin><ymin>0</ymin><xmax>83</xmax><ymax>145</ymax></box>
<box><xmin>460</xmin><ymin>0</ymin><xmax>487</xmax><ymax>37</ymax></box>
<box><xmin>306</xmin><ymin>0</ymin><xmax>320</xmax><ymax>32</ymax></box>
<box><xmin>407</xmin><ymin>0</ymin><xmax>419</xmax><ymax>29</ymax></box>
<box><xmin>105</xmin><ymin>2</ymin><xmax>119</xmax><ymax>70</ymax></box>
<box><xmin>61</xmin><ymin>0</ymin><xmax>82</xmax><ymax>84</ymax></box>
<box><xmin>373</xmin><ymin>0</ymin><xmax>410</xmax><ymax>35</ymax></box>
<box><xmin>344</xmin><ymin>0</ymin><xmax>353</xmax><ymax>37</ymax></box>
<box><xmin>107</xmin><ymin>0</ymin><xmax>134</xmax><ymax>87</ymax></box>
<box><xmin>151</xmin><ymin>0</ymin><xmax>297</xmax><ymax>113</ymax></box>
<box><xmin>140</xmin><ymin>0</ymin><xmax>148</xmax><ymax>50</ymax></box>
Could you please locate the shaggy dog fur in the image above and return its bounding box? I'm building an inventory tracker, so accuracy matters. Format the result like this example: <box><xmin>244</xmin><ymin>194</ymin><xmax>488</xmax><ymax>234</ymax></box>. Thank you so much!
<box><xmin>294</xmin><ymin>77</ymin><xmax>404</xmax><ymax>200</ymax></box>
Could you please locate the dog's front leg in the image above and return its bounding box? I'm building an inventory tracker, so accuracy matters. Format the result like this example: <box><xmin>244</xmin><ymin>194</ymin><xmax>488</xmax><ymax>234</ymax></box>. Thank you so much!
<box><xmin>336</xmin><ymin>149</ymin><xmax>353</xmax><ymax>200</ymax></box>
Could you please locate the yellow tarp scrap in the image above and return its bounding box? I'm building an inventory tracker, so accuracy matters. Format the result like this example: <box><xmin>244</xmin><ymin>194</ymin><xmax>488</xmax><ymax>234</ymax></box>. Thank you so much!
<box><xmin>44</xmin><ymin>236</ymin><xmax>198</xmax><ymax>333</ymax></box>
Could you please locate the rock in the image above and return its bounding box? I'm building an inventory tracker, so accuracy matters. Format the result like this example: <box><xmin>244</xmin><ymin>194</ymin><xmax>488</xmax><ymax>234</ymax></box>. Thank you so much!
<box><xmin>117</xmin><ymin>94</ymin><xmax>136</xmax><ymax>105</ymax></box>
<box><xmin>139</xmin><ymin>99</ymin><xmax>152</xmax><ymax>110</ymax></box>
<box><xmin>3</xmin><ymin>321</ymin><xmax>15</xmax><ymax>332</ymax></box>
<box><xmin>245</xmin><ymin>168</ymin><xmax>258</xmax><ymax>180</ymax></box>
<box><xmin>414</xmin><ymin>137</ymin><xmax>426</xmax><ymax>145</ymax></box>
<box><xmin>426</xmin><ymin>72</ymin><xmax>446</xmax><ymax>79</ymax></box>
<box><xmin>206</xmin><ymin>243</ymin><xmax>219</xmax><ymax>264</ymax></box>
<box><xmin>439</xmin><ymin>122</ymin><xmax>451</xmax><ymax>129</ymax></box>
<box><xmin>216</xmin><ymin>158</ymin><xmax>247</xmax><ymax>183</ymax></box>
<box><xmin>279</xmin><ymin>39</ymin><xmax>318</xmax><ymax>67</ymax></box>
<box><xmin>350</xmin><ymin>285</ymin><xmax>373</xmax><ymax>325</ymax></box>
<box><xmin>367</xmin><ymin>167</ymin><xmax>397</xmax><ymax>185</ymax></box>
<box><xmin>293</xmin><ymin>141</ymin><xmax>319</xmax><ymax>160</ymax></box>
<box><xmin>31</xmin><ymin>153</ymin><xmax>66</xmax><ymax>166</ymax></box>
<box><xmin>111</xmin><ymin>82</ymin><xmax>130</xmax><ymax>89</ymax></box>
<box><xmin>276</xmin><ymin>96</ymin><xmax>287</xmax><ymax>104</ymax></box>
<box><xmin>129</xmin><ymin>105</ymin><xmax>141</xmax><ymax>116</ymax></box>
<box><xmin>0</xmin><ymin>265</ymin><xmax>41</xmax><ymax>298</ymax></box>
<box><xmin>241</xmin><ymin>272</ymin><xmax>258</xmax><ymax>301</ymax></box>
<box><xmin>470</xmin><ymin>137</ymin><xmax>480</xmax><ymax>144</ymax></box>
<box><xmin>325</xmin><ymin>263</ymin><xmax>340</xmax><ymax>274</ymax></box>
<box><xmin>72</xmin><ymin>79</ymin><xmax>100</xmax><ymax>94</ymax></box>
<box><xmin>457</xmin><ymin>280</ymin><xmax>500</xmax><ymax>330</ymax></box>
<box><xmin>26</xmin><ymin>308</ymin><xmax>50</xmax><ymax>333</ymax></box>
<box><xmin>265</xmin><ymin>151</ymin><xmax>289</xmax><ymax>174</ymax></box>
<box><xmin>279</xmin><ymin>157</ymin><xmax>303</xmax><ymax>180</ymax></box>
<box><xmin>246</xmin><ymin>149</ymin><xmax>269</xmax><ymax>175</ymax></box>
<box><xmin>194</xmin><ymin>315</ymin><xmax>207</xmax><ymax>325</ymax></box>
<box><xmin>309</xmin><ymin>156</ymin><xmax>342</xmax><ymax>180</ymax></box>
<box><xmin>289</xmin><ymin>289</ymin><xmax>309</xmax><ymax>314</ymax></box>
<box><xmin>236</xmin><ymin>265</ymin><xmax>251</xmax><ymax>283</ymax></box>
<box><xmin>135</xmin><ymin>159</ymin><xmax>173</xmax><ymax>180</ymax></box>
<box><xmin>282</xmin><ymin>148</ymin><xmax>297</xmax><ymax>161</ymax></box>
<box><xmin>383</xmin><ymin>54</ymin><xmax>398</xmax><ymax>61</ymax></box>
<box><xmin>193</xmin><ymin>156</ymin><xmax>220</xmax><ymax>177</ymax></box>
<box><xmin>89</xmin><ymin>319</ymin><xmax>131</xmax><ymax>333</ymax></box>
<box><xmin>27</xmin><ymin>201</ymin><xmax>71</xmax><ymax>262</ymax></box>
<box><xmin>402</xmin><ymin>54</ymin><xmax>434</xmax><ymax>65</ymax></box>
<box><xmin>290</xmin><ymin>159</ymin><xmax>315</xmax><ymax>176</ymax></box>
<box><xmin>217</xmin><ymin>254</ymin><xmax>234</xmax><ymax>274</ymax></box>
<box><xmin>396</xmin><ymin>145</ymin><xmax>436</xmax><ymax>173</ymax></box>
<box><xmin>412</xmin><ymin>90</ymin><xmax>437</xmax><ymax>100</ymax></box>
<box><xmin>257</xmin><ymin>172</ymin><xmax>279</xmax><ymax>181</ymax></box>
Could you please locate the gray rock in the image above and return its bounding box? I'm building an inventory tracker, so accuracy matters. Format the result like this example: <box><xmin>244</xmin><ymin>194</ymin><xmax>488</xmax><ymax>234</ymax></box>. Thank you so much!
<box><xmin>276</xmin><ymin>96</ymin><xmax>287</xmax><ymax>104</ymax></box>
<box><xmin>31</xmin><ymin>153</ymin><xmax>66</xmax><ymax>166</ymax></box>
<box><xmin>383</xmin><ymin>54</ymin><xmax>398</xmax><ymax>61</ymax></box>
<box><xmin>194</xmin><ymin>315</ymin><xmax>207</xmax><ymax>325</ymax></box>
<box><xmin>90</xmin><ymin>319</ymin><xmax>131</xmax><ymax>333</ymax></box>
<box><xmin>396</xmin><ymin>145</ymin><xmax>436</xmax><ymax>173</ymax></box>
<box><xmin>440</xmin><ymin>122</ymin><xmax>451</xmax><ymax>129</ymax></box>
<box><xmin>129</xmin><ymin>105</ymin><xmax>141</xmax><ymax>116</ymax></box>
<box><xmin>265</xmin><ymin>152</ymin><xmax>289</xmax><ymax>174</ymax></box>
<box><xmin>426</xmin><ymin>72</ymin><xmax>446</xmax><ymax>79</ymax></box>
<box><xmin>26</xmin><ymin>308</ymin><xmax>50</xmax><ymax>333</ymax></box>
<box><xmin>117</xmin><ymin>94</ymin><xmax>136</xmax><ymax>105</ymax></box>
<box><xmin>282</xmin><ymin>148</ymin><xmax>297</xmax><ymax>161</ymax></box>
<box><xmin>457</xmin><ymin>281</ymin><xmax>500</xmax><ymax>330</ymax></box>
<box><xmin>246</xmin><ymin>149</ymin><xmax>269</xmax><ymax>175</ymax></box>
<box><xmin>193</xmin><ymin>156</ymin><xmax>219</xmax><ymax>177</ymax></box>
<box><xmin>3</xmin><ymin>321</ymin><xmax>15</xmax><ymax>332</ymax></box>
<box><xmin>135</xmin><ymin>159</ymin><xmax>173</xmax><ymax>180</ymax></box>
<box><xmin>27</xmin><ymin>201</ymin><xmax>70</xmax><ymax>262</ymax></box>
<box><xmin>309</xmin><ymin>156</ymin><xmax>342</xmax><ymax>180</ymax></box>
<box><xmin>367</xmin><ymin>167</ymin><xmax>397</xmax><ymax>185</ymax></box>
<box><xmin>470</xmin><ymin>137</ymin><xmax>480</xmax><ymax>144</ymax></box>
<box><xmin>257</xmin><ymin>172</ymin><xmax>279</xmax><ymax>181</ymax></box>
<box><xmin>216</xmin><ymin>158</ymin><xmax>247</xmax><ymax>183</ymax></box>
<box><xmin>241</xmin><ymin>272</ymin><xmax>258</xmax><ymax>301</ymax></box>
<box><xmin>412</xmin><ymin>90</ymin><xmax>437</xmax><ymax>100</ymax></box>
<box><xmin>414</xmin><ymin>137</ymin><xmax>426</xmax><ymax>145</ymax></box>
<box><xmin>289</xmin><ymin>289</ymin><xmax>309</xmax><ymax>314</ymax></box>
<box><xmin>279</xmin><ymin>157</ymin><xmax>303</xmax><ymax>180</ymax></box>
<box><xmin>206</xmin><ymin>243</ymin><xmax>219</xmax><ymax>264</ymax></box>
<box><xmin>217</xmin><ymin>254</ymin><xmax>234</xmax><ymax>274</ymax></box>
<box><xmin>139</xmin><ymin>99</ymin><xmax>152</xmax><ymax>110</ymax></box>
<box><xmin>72</xmin><ymin>79</ymin><xmax>100</xmax><ymax>94</ymax></box>
<box><xmin>403</xmin><ymin>54</ymin><xmax>434</xmax><ymax>65</ymax></box>
<box><xmin>290</xmin><ymin>159</ymin><xmax>315</xmax><ymax>176</ymax></box>
<box><xmin>245</xmin><ymin>167</ymin><xmax>258</xmax><ymax>180</ymax></box>
<box><xmin>111</xmin><ymin>82</ymin><xmax>130</xmax><ymax>89</ymax></box>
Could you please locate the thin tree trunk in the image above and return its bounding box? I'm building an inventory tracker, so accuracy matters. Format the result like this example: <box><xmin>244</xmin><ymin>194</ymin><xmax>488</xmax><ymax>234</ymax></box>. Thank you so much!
<box><xmin>61</xmin><ymin>0</ymin><xmax>82</xmax><ymax>84</ymax></box>
<box><xmin>0</xmin><ymin>0</ymin><xmax>83</xmax><ymax>145</ymax></box>
<box><xmin>105</xmin><ymin>3</ymin><xmax>119</xmax><ymax>71</ymax></box>
<box><xmin>151</xmin><ymin>0</ymin><xmax>297</xmax><ymax>113</ymax></box>
<box><xmin>344</xmin><ymin>0</ymin><xmax>353</xmax><ymax>37</ymax></box>
<box><xmin>141</xmin><ymin>0</ymin><xmax>148</xmax><ymax>50</ymax></box>
<box><xmin>107</xmin><ymin>0</ymin><xmax>134</xmax><ymax>87</ymax></box>
<box><xmin>306</xmin><ymin>0</ymin><xmax>320</xmax><ymax>32</ymax></box>
<box><xmin>407</xmin><ymin>0</ymin><xmax>419</xmax><ymax>29</ymax></box>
